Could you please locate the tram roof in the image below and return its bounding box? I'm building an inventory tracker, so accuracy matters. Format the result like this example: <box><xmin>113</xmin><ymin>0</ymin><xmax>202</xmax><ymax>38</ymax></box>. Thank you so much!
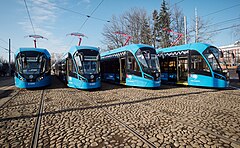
<box><xmin>15</xmin><ymin>48</ymin><xmax>51</xmax><ymax>58</ymax></box>
<box><xmin>156</xmin><ymin>43</ymin><xmax>214</xmax><ymax>54</ymax></box>
<box><xmin>68</xmin><ymin>46</ymin><xmax>99</xmax><ymax>55</ymax></box>
<box><xmin>101</xmin><ymin>44</ymin><xmax>154</xmax><ymax>57</ymax></box>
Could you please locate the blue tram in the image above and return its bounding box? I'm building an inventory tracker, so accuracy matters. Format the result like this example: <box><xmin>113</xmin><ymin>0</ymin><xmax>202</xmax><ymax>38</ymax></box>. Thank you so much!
<box><xmin>100</xmin><ymin>44</ymin><xmax>161</xmax><ymax>88</ymax></box>
<box><xmin>15</xmin><ymin>48</ymin><xmax>51</xmax><ymax>88</ymax></box>
<box><xmin>156</xmin><ymin>43</ymin><xmax>229</xmax><ymax>88</ymax></box>
<box><xmin>55</xmin><ymin>46</ymin><xmax>101</xmax><ymax>89</ymax></box>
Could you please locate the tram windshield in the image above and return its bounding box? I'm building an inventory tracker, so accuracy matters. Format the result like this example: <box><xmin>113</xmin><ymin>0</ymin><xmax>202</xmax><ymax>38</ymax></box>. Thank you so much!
<box><xmin>136</xmin><ymin>48</ymin><xmax>161</xmax><ymax>72</ymax></box>
<box><xmin>75</xmin><ymin>53</ymin><xmax>100</xmax><ymax>75</ymax></box>
<box><xmin>16</xmin><ymin>51</ymin><xmax>47</xmax><ymax>75</ymax></box>
<box><xmin>203</xmin><ymin>47</ymin><xmax>222</xmax><ymax>73</ymax></box>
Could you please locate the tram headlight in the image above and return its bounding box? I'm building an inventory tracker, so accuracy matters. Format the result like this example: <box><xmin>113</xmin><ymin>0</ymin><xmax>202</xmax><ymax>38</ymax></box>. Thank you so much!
<box><xmin>79</xmin><ymin>77</ymin><xmax>87</xmax><ymax>82</ymax></box>
<box><xmin>96</xmin><ymin>76</ymin><xmax>101</xmax><ymax>81</ymax></box>
<box><xmin>144</xmin><ymin>74</ymin><xmax>153</xmax><ymax>80</ymax></box>
<box><xmin>20</xmin><ymin>77</ymin><xmax>25</xmax><ymax>81</ymax></box>
<box><xmin>37</xmin><ymin>76</ymin><xmax>44</xmax><ymax>81</ymax></box>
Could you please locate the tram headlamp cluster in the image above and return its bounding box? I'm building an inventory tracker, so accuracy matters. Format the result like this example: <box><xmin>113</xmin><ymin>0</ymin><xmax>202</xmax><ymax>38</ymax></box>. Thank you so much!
<box><xmin>79</xmin><ymin>77</ymin><xmax>87</xmax><ymax>82</ymax></box>
<box><xmin>144</xmin><ymin>74</ymin><xmax>153</xmax><ymax>80</ymax></box>
<box><xmin>19</xmin><ymin>76</ymin><xmax>26</xmax><ymax>81</ymax></box>
<box><xmin>214</xmin><ymin>74</ymin><xmax>225</xmax><ymax>80</ymax></box>
<box><xmin>96</xmin><ymin>76</ymin><xmax>101</xmax><ymax>81</ymax></box>
<box><xmin>37</xmin><ymin>76</ymin><xmax>44</xmax><ymax>81</ymax></box>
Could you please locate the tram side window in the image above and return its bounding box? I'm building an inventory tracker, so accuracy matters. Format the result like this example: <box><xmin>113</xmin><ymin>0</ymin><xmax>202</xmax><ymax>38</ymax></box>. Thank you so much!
<box><xmin>160</xmin><ymin>60</ymin><xmax>168</xmax><ymax>73</ymax></box>
<box><xmin>127</xmin><ymin>52</ymin><xmax>141</xmax><ymax>76</ymax></box>
<box><xmin>168</xmin><ymin>59</ymin><xmax>177</xmax><ymax>72</ymax></box>
<box><xmin>190</xmin><ymin>50</ymin><xmax>211</xmax><ymax>76</ymax></box>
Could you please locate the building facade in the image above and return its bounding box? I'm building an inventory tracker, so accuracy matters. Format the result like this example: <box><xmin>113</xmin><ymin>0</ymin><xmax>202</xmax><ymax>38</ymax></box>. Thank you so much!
<box><xmin>219</xmin><ymin>41</ymin><xmax>240</xmax><ymax>67</ymax></box>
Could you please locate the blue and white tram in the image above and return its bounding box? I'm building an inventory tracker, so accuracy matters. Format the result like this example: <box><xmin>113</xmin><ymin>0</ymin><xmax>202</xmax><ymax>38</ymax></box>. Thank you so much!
<box><xmin>15</xmin><ymin>48</ymin><xmax>51</xmax><ymax>88</ymax></box>
<box><xmin>100</xmin><ymin>44</ymin><xmax>161</xmax><ymax>88</ymax></box>
<box><xmin>55</xmin><ymin>46</ymin><xmax>101</xmax><ymax>89</ymax></box>
<box><xmin>156</xmin><ymin>43</ymin><xmax>229</xmax><ymax>88</ymax></box>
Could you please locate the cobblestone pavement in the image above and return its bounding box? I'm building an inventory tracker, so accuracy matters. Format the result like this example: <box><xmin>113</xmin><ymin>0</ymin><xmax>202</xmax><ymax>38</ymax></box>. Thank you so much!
<box><xmin>0</xmin><ymin>90</ymin><xmax>43</xmax><ymax>147</ymax></box>
<box><xmin>0</xmin><ymin>76</ymin><xmax>240</xmax><ymax>147</ymax></box>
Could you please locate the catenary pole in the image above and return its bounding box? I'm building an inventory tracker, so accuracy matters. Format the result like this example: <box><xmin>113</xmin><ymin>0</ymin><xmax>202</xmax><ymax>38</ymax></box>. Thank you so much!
<box><xmin>195</xmin><ymin>8</ymin><xmax>198</xmax><ymax>43</ymax></box>
<box><xmin>184</xmin><ymin>16</ymin><xmax>187</xmax><ymax>44</ymax></box>
<box><xmin>8</xmin><ymin>38</ymin><xmax>11</xmax><ymax>76</ymax></box>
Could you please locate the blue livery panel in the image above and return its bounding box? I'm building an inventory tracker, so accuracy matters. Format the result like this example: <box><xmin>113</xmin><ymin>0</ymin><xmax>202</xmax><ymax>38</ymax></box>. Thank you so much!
<box><xmin>67</xmin><ymin>76</ymin><xmax>101</xmax><ymax>89</ymax></box>
<box><xmin>188</xmin><ymin>74</ymin><xmax>228</xmax><ymax>88</ymax></box>
<box><xmin>126</xmin><ymin>75</ymin><xmax>160</xmax><ymax>88</ymax></box>
<box><xmin>14</xmin><ymin>48</ymin><xmax>51</xmax><ymax>89</ymax></box>
<box><xmin>15</xmin><ymin>74</ymin><xmax>51</xmax><ymax>89</ymax></box>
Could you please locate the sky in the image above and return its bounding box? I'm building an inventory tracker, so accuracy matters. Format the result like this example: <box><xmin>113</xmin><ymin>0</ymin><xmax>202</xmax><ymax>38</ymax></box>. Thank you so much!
<box><xmin>0</xmin><ymin>0</ymin><xmax>240</xmax><ymax>62</ymax></box>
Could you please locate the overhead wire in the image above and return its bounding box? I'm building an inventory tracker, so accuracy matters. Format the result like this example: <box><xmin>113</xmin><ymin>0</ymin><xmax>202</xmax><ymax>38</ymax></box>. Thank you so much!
<box><xmin>204</xmin><ymin>17</ymin><xmax>240</xmax><ymax>28</ymax></box>
<box><xmin>68</xmin><ymin>0</ymin><xmax>105</xmax><ymax>47</ymax></box>
<box><xmin>0</xmin><ymin>38</ymin><xmax>8</xmax><ymax>44</ymax></box>
<box><xmin>202</xmin><ymin>3</ymin><xmax>240</xmax><ymax>17</ymax></box>
<box><xmin>36</xmin><ymin>0</ymin><xmax>110</xmax><ymax>22</ymax></box>
<box><xmin>0</xmin><ymin>38</ymin><xmax>17</xmax><ymax>52</ymax></box>
<box><xmin>0</xmin><ymin>45</ymin><xmax>14</xmax><ymax>54</ymax></box>
<box><xmin>0</xmin><ymin>45</ymin><xmax>8</xmax><ymax>51</ymax></box>
<box><xmin>23</xmin><ymin>0</ymin><xmax>36</xmax><ymax>35</ymax></box>
<box><xmin>206</xmin><ymin>24</ymin><xmax>240</xmax><ymax>34</ymax></box>
<box><xmin>77</xmin><ymin>0</ymin><xmax>104</xmax><ymax>31</ymax></box>
<box><xmin>170</xmin><ymin>0</ymin><xmax>185</xmax><ymax>9</ymax></box>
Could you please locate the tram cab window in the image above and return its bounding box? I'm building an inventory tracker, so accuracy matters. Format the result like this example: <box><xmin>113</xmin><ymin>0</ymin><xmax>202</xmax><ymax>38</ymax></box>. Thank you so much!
<box><xmin>74</xmin><ymin>55</ymin><xmax>83</xmax><ymax>74</ymax></box>
<box><xmin>127</xmin><ymin>52</ymin><xmax>140</xmax><ymax>72</ymax></box>
<box><xmin>190</xmin><ymin>50</ymin><xmax>211</xmax><ymax>76</ymax></box>
<box><xmin>203</xmin><ymin>47</ymin><xmax>222</xmax><ymax>73</ymax></box>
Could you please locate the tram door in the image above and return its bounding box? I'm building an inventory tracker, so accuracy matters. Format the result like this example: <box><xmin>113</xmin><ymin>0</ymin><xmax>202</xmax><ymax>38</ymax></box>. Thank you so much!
<box><xmin>119</xmin><ymin>57</ymin><xmax>126</xmax><ymax>84</ymax></box>
<box><xmin>177</xmin><ymin>56</ymin><xmax>188</xmax><ymax>84</ymax></box>
<box><xmin>168</xmin><ymin>57</ymin><xmax>177</xmax><ymax>82</ymax></box>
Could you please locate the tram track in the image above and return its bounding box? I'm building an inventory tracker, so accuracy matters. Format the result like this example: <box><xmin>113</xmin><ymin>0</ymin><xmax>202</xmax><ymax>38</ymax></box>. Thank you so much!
<box><xmin>229</xmin><ymin>85</ymin><xmax>240</xmax><ymax>90</ymax></box>
<box><xmin>0</xmin><ymin>89</ymin><xmax>46</xmax><ymax>147</ymax></box>
<box><xmin>137</xmin><ymin>98</ymin><xmax>240</xmax><ymax>146</ymax></box>
<box><xmin>81</xmin><ymin>92</ymin><xmax>156</xmax><ymax>148</ymax></box>
<box><xmin>126</xmin><ymin>88</ymin><xmax>240</xmax><ymax>146</ymax></box>
<box><xmin>31</xmin><ymin>89</ymin><xmax>45</xmax><ymax>148</ymax></box>
<box><xmin>85</xmin><ymin>85</ymin><xmax>240</xmax><ymax>146</ymax></box>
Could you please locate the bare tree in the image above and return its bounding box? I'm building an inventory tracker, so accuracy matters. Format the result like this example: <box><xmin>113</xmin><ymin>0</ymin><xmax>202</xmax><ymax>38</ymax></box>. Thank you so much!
<box><xmin>102</xmin><ymin>8</ymin><xmax>151</xmax><ymax>49</ymax></box>
<box><xmin>152</xmin><ymin>10</ymin><xmax>159</xmax><ymax>48</ymax></box>
<box><xmin>124</xmin><ymin>8</ymin><xmax>151</xmax><ymax>44</ymax></box>
<box><xmin>189</xmin><ymin>16</ymin><xmax>216</xmax><ymax>43</ymax></box>
<box><xmin>0</xmin><ymin>56</ymin><xmax>7</xmax><ymax>63</ymax></box>
<box><xmin>171</xmin><ymin>5</ymin><xmax>184</xmax><ymax>45</ymax></box>
<box><xmin>102</xmin><ymin>15</ymin><xmax>126</xmax><ymax>49</ymax></box>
